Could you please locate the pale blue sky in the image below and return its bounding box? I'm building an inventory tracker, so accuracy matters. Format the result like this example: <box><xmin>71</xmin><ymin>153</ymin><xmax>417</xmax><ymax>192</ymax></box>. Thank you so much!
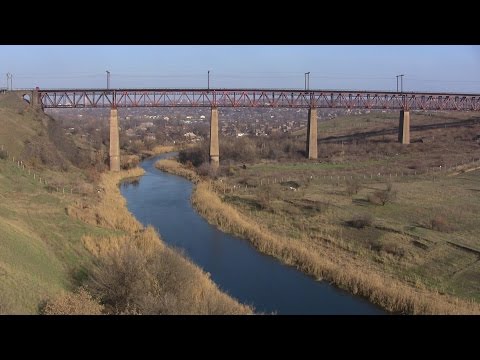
<box><xmin>1</xmin><ymin>45</ymin><xmax>479</xmax><ymax>92</ymax></box>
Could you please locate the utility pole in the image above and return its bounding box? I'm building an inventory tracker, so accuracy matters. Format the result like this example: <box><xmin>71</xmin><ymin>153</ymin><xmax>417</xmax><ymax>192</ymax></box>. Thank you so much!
<box><xmin>396</xmin><ymin>74</ymin><xmax>404</xmax><ymax>93</ymax></box>
<box><xmin>6</xmin><ymin>73</ymin><xmax>12</xmax><ymax>90</ymax></box>
<box><xmin>208</xmin><ymin>70</ymin><xmax>210</xmax><ymax>90</ymax></box>
<box><xmin>305</xmin><ymin>72</ymin><xmax>310</xmax><ymax>91</ymax></box>
<box><xmin>106</xmin><ymin>70</ymin><xmax>110</xmax><ymax>90</ymax></box>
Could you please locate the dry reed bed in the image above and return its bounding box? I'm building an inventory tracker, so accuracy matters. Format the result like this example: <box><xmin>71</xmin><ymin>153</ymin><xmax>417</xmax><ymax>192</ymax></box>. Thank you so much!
<box><xmin>155</xmin><ymin>159</ymin><xmax>201</xmax><ymax>183</ymax></box>
<box><xmin>65</xmin><ymin>167</ymin><xmax>251</xmax><ymax>315</ymax></box>
<box><xmin>157</xmin><ymin>159</ymin><xmax>480</xmax><ymax>314</ymax></box>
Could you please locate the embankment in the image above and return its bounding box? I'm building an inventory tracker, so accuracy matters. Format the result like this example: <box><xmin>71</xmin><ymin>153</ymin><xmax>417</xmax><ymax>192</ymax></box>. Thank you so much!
<box><xmin>67</xmin><ymin>167</ymin><xmax>252</xmax><ymax>314</ymax></box>
<box><xmin>155</xmin><ymin>158</ymin><xmax>480</xmax><ymax>314</ymax></box>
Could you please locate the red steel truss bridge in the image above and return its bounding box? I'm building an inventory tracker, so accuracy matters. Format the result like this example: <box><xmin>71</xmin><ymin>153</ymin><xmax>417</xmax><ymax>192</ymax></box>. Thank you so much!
<box><xmin>37</xmin><ymin>88</ymin><xmax>480</xmax><ymax>111</ymax></box>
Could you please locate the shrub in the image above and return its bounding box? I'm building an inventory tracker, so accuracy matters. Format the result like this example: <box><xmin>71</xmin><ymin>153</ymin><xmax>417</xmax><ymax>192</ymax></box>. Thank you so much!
<box><xmin>197</xmin><ymin>162</ymin><xmax>217</xmax><ymax>178</ymax></box>
<box><xmin>225</xmin><ymin>165</ymin><xmax>236</xmax><ymax>177</ymax></box>
<box><xmin>369</xmin><ymin>182</ymin><xmax>397</xmax><ymax>206</ymax></box>
<box><xmin>121</xmin><ymin>155</ymin><xmax>140</xmax><ymax>170</ymax></box>
<box><xmin>346</xmin><ymin>178</ymin><xmax>361</xmax><ymax>196</ymax></box>
<box><xmin>178</xmin><ymin>145</ymin><xmax>209</xmax><ymax>167</ymax></box>
<box><xmin>381</xmin><ymin>242</ymin><xmax>406</xmax><ymax>257</ymax></box>
<box><xmin>347</xmin><ymin>213</ymin><xmax>373</xmax><ymax>229</ymax></box>
<box><xmin>0</xmin><ymin>150</ymin><xmax>7</xmax><ymax>160</ymax></box>
<box><xmin>84</xmin><ymin>228</ymin><xmax>248</xmax><ymax>315</ymax></box>
<box><xmin>257</xmin><ymin>185</ymin><xmax>281</xmax><ymax>210</ymax></box>
<box><xmin>41</xmin><ymin>288</ymin><xmax>104</xmax><ymax>315</ymax></box>
<box><xmin>430</xmin><ymin>215</ymin><xmax>453</xmax><ymax>232</ymax></box>
<box><xmin>47</xmin><ymin>120</ymin><xmax>91</xmax><ymax>169</ymax></box>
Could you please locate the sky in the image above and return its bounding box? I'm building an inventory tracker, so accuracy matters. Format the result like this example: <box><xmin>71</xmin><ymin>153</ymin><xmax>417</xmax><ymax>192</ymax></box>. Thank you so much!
<box><xmin>1</xmin><ymin>45</ymin><xmax>479</xmax><ymax>93</ymax></box>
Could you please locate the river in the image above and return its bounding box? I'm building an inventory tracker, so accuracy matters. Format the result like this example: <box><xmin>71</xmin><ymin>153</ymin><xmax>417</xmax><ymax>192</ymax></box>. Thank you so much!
<box><xmin>120</xmin><ymin>153</ymin><xmax>384</xmax><ymax>314</ymax></box>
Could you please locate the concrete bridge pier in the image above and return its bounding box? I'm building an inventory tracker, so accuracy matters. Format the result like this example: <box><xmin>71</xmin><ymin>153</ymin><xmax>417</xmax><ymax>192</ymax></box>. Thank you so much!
<box><xmin>31</xmin><ymin>89</ymin><xmax>41</xmax><ymax>108</ymax></box>
<box><xmin>306</xmin><ymin>107</ymin><xmax>318</xmax><ymax>159</ymax></box>
<box><xmin>109</xmin><ymin>107</ymin><xmax>121</xmax><ymax>172</ymax></box>
<box><xmin>398</xmin><ymin>110</ymin><xmax>410</xmax><ymax>144</ymax></box>
<box><xmin>209</xmin><ymin>107</ymin><xmax>219</xmax><ymax>167</ymax></box>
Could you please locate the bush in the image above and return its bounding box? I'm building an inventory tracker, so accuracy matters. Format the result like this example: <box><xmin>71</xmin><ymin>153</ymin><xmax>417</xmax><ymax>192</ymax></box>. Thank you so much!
<box><xmin>178</xmin><ymin>145</ymin><xmax>209</xmax><ymax>167</ymax></box>
<box><xmin>178</xmin><ymin>136</ymin><xmax>306</xmax><ymax>166</ymax></box>
<box><xmin>41</xmin><ymin>288</ymin><xmax>104</xmax><ymax>315</ymax></box>
<box><xmin>256</xmin><ymin>185</ymin><xmax>281</xmax><ymax>210</ymax></box>
<box><xmin>381</xmin><ymin>242</ymin><xmax>406</xmax><ymax>257</ymax></box>
<box><xmin>347</xmin><ymin>213</ymin><xmax>373</xmax><ymax>229</ymax></box>
<box><xmin>225</xmin><ymin>165</ymin><xmax>236</xmax><ymax>177</ymax></box>
<box><xmin>0</xmin><ymin>150</ymin><xmax>7</xmax><ymax>160</ymax></box>
<box><xmin>346</xmin><ymin>178</ymin><xmax>361</xmax><ymax>196</ymax></box>
<box><xmin>197</xmin><ymin>162</ymin><xmax>217</xmax><ymax>178</ymax></box>
<box><xmin>121</xmin><ymin>155</ymin><xmax>140</xmax><ymax>170</ymax></box>
<box><xmin>430</xmin><ymin>215</ymin><xmax>453</xmax><ymax>232</ymax></box>
<box><xmin>368</xmin><ymin>182</ymin><xmax>397</xmax><ymax>206</ymax></box>
<box><xmin>84</xmin><ymin>228</ymin><xmax>245</xmax><ymax>315</ymax></box>
<box><xmin>47</xmin><ymin>120</ymin><xmax>90</xmax><ymax>169</ymax></box>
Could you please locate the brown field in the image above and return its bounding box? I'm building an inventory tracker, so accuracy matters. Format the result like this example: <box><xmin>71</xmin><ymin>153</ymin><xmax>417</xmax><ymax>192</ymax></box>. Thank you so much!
<box><xmin>160</xmin><ymin>110</ymin><xmax>480</xmax><ymax>314</ymax></box>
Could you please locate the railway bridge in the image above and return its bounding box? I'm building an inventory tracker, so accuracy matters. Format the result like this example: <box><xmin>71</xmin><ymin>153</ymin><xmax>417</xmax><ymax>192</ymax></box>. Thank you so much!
<box><xmin>15</xmin><ymin>88</ymin><xmax>480</xmax><ymax>171</ymax></box>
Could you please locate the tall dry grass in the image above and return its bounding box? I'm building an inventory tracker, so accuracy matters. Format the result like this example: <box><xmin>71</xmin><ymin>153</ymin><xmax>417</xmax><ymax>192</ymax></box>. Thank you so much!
<box><xmin>0</xmin><ymin>295</ymin><xmax>14</xmax><ymax>315</ymax></box>
<box><xmin>151</xmin><ymin>145</ymin><xmax>176</xmax><ymax>155</ymax></box>
<box><xmin>155</xmin><ymin>159</ymin><xmax>201</xmax><ymax>183</ymax></box>
<box><xmin>191</xmin><ymin>181</ymin><xmax>480</xmax><ymax>314</ymax></box>
<box><xmin>82</xmin><ymin>227</ymin><xmax>251</xmax><ymax>314</ymax></box>
<box><xmin>67</xmin><ymin>168</ymin><xmax>144</xmax><ymax>232</ymax></box>
<box><xmin>67</xmin><ymin>167</ymin><xmax>251</xmax><ymax>315</ymax></box>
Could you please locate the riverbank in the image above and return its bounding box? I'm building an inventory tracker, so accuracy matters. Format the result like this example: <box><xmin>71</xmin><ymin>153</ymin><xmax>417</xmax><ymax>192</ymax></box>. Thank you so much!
<box><xmin>155</xmin><ymin>158</ymin><xmax>480</xmax><ymax>314</ymax></box>
<box><xmin>66</xmin><ymin>167</ymin><xmax>252</xmax><ymax>314</ymax></box>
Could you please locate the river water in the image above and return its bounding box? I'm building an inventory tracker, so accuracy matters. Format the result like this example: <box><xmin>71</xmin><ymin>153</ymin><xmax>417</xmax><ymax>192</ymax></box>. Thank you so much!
<box><xmin>120</xmin><ymin>153</ymin><xmax>384</xmax><ymax>314</ymax></box>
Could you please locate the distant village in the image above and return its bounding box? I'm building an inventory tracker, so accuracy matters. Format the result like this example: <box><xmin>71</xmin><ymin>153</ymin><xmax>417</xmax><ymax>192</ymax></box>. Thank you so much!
<box><xmin>46</xmin><ymin>106</ymin><xmax>374</xmax><ymax>147</ymax></box>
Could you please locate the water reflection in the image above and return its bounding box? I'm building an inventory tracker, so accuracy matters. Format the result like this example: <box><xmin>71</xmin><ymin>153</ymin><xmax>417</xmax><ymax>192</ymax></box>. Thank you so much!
<box><xmin>120</xmin><ymin>154</ymin><xmax>385</xmax><ymax>315</ymax></box>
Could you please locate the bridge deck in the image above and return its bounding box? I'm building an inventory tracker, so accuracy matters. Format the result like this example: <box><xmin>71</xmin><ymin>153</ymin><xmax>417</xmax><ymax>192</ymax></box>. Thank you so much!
<box><xmin>35</xmin><ymin>89</ymin><xmax>480</xmax><ymax>111</ymax></box>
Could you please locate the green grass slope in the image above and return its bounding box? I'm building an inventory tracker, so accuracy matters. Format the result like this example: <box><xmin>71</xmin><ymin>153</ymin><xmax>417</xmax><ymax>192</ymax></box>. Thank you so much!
<box><xmin>0</xmin><ymin>93</ymin><xmax>110</xmax><ymax>314</ymax></box>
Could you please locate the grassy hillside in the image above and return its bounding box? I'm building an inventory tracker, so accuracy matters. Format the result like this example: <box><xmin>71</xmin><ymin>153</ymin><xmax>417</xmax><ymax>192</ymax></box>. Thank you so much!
<box><xmin>0</xmin><ymin>155</ymin><xmax>112</xmax><ymax>313</ymax></box>
<box><xmin>0</xmin><ymin>93</ymin><xmax>250</xmax><ymax>314</ymax></box>
<box><xmin>0</xmin><ymin>93</ymin><xmax>108</xmax><ymax>313</ymax></box>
